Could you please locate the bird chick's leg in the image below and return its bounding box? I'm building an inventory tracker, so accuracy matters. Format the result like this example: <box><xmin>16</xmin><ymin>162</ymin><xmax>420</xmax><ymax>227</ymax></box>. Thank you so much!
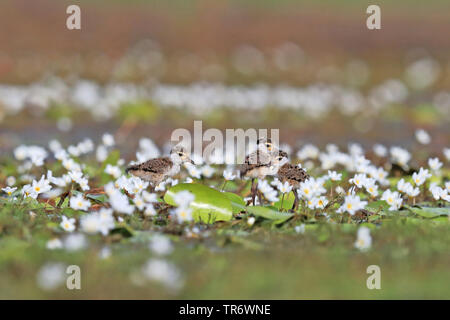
<box><xmin>251</xmin><ymin>178</ymin><xmax>256</xmax><ymax>206</ymax></box>
<box><xmin>257</xmin><ymin>189</ymin><xmax>264</xmax><ymax>206</ymax></box>
<box><xmin>291</xmin><ymin>189</ymin><xmax>299</xmax><ymax>212</ymax></box>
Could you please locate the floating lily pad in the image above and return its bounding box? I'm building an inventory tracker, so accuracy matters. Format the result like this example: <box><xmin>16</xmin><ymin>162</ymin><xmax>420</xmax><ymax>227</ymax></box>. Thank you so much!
<box><xmin>164</xmin><ymin>183</ymin><xmax>233</xmax><ymax>223</ymax></box>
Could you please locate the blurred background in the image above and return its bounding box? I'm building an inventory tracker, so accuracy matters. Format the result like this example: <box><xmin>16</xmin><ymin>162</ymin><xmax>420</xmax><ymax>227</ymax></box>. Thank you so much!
<box><xmin>0</xmin><ymin>0</ymin><xmax>449</xmax><ymax>156</ymax></box>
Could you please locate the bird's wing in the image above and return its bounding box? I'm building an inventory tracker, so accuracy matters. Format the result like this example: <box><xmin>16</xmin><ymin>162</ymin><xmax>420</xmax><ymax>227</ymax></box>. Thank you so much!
<box><xmin>129</xmin><ymin>157</ymin><xmax>173</xmax><ymax>174</ymax></box>
<box><xmin>279</xmin><ymin>163</ymin><xmax>309</xmax><ymax>183</ymax></box>
<box><xmin>240</xmin><ymin>151</ymin><xmax>270</xmax><ymax>175</ymax></box>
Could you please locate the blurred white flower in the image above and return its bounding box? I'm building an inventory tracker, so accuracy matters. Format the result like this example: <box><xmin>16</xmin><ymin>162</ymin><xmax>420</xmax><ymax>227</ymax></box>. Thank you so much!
<box><xmin>355</xmin><ymin>227</ymin><xmax>372</xmax><ymax>251</ymax></box>
<box><xmin>64</xmin><ymin>233</ymin><xmax>87</xmax><ymax>251</ymax></box>
<box><xmin>69</xmin><ymin>194</ymin><xmax>91</xmax><ymax>211</ymax></box>
<box><xmin>412</xmin><ymin>167</ymin><xmax>432</xmax><ymax>186</ymax></box>
<box><xmin>46</xmin><ymin>238</ymin><xmax>63</xmax><ymax>250</ymax></box>
<box><xmin>428</xmin><ymin>157</ymin><xmax>442</xmax><ymax>172</ymax></box>
<box><xmin>60</xmin><ymin>215</ymin><xmax>76</xmax><ymax>232</ymax></box>
<box><xmin>149</xmin><ymin>234</ymin><xmax>173</xmax><ymax>256</ymax></box>
<box><xmin>381</xmin><ymin>190</ymin><xmax>402</xmax><ymax>210</ymax></box>
<box><xmin>142</xmin><ymin>258</ymin><xmax>183</xmax><ymax>291</ymax></box>
<box><xmin>415</xmin><ymin>129</ymin><xmax>431</xmax><ymax>145</ymax></box>
<box><xmin>337</xmin><ymin>194</ymin><xmax>367</xmax><ymax>215</ymax></box>
<box><xmin>36</xmin><ymin>263</ymin><xmax>66</xmax><ymax>291</ymax></box>
<box><xmin>223</xmin><ymin>169</ymin><xmax>236</xmax><ymax>181</ymax></box>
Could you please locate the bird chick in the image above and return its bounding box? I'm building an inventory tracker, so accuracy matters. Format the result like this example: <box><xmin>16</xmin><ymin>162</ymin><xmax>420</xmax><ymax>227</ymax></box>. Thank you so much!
<box><xmin>240</xmin><ymin>138</ymin><xmax>282</xmax><ymax>205</ymax></box>
<box><xmin>126</xmin><ymin>145</ymin><xmax>194</xmax><ymax>189</ymax></box>
<box><xmin>275</xmin><ymin>150</ymin><xmax>309</xmax><ymax>211</ymax></box>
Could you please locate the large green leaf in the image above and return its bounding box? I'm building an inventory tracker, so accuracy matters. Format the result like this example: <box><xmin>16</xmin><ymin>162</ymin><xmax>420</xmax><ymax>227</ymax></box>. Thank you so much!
<box><xmin>406</xmin><ymin>205</ymin><xmax>450</xmax><ymax>218</ymax></box>
<box><xmin>223</xmin><ymin>192</ymin><xmax>246</xmax><ymax>214</ymax></box>
<box><xmin>235</xmin><ymin>203</ymin><xmax>293</xmax><ymax>224</ymax></box>
<box><xmin>164</xmin><ymin>183</ymin><xmax>233</xmax><ymax>223</ymax></box>
<box><xmin>273</xmin><ymin>192</ymin><xmax>295</xmax><ymax>210</ymax></box>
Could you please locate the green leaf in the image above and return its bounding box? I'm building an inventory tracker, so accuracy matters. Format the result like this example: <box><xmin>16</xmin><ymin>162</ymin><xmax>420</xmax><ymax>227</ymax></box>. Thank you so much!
<box><xmin>86</xmin><ymin>193</ymin><xmax>108</xmax><ymax>203</ymax></box>
<box><xmin>223</xmin><ymin>192</ymin><xmax>246</xmax><ymax>214</ymax></box>
<box><xmin>273</xmin><ymin>192</ymin><xmax>295</xmax><ymax>210</ymax></box>
<box><xmin>366</xmin><ymin>200</ymin><xmax>389</xmax><ymax>212</ymax></box>
<box><xmin>164</xmin><ymin>183</ymin><xmax>233</xmax><ymax>223</ymax></box>
<box><xmin>406</xmin><ymin>205</ymin><xmax>450</xmax><ymax>218</ymax></box>
<box><xmin>235</xmin><ymin>204</ymin><xmax>293</xmax><ymax>224</ymax></box>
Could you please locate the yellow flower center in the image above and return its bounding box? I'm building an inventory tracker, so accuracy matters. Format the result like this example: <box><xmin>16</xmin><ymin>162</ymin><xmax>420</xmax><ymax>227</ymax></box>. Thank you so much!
<box><xmin>35</xmin><ymin>187</ymin><xmax>40</xmax><ymax>192</ymax></box>
<box><xmin>347</xmin><ymin>203</ymin><xmax>352</xmax><ymax>209</ymax></box>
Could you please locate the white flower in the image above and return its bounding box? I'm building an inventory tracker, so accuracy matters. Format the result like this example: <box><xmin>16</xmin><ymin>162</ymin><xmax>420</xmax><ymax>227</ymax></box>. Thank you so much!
<box><xmin>364</xmin><ymin>180</ymin><xmax>379</xmax><ymax>197</ymax></box>
<box><xmin>327</xmin><ymin>170</ymin><xmax>342</xmax><ymax>181</ymax></box>
<box><xmin>349</xmin><ymin>173</ymin><xmax>367</xmax><ymax>188</ymax></box>
<box><xmin>430</xmin><ymin>184</ymin><xmax>448</xmax><ymax>201</ymax></box>
<box><xmin>257</xmin><ymin>180</ymin><xmax>279</xmax><ymax>202</ymax></box>
<box><xmin>64</xmin><ymin>233</ymin><xmax>87</xmax><ymax>251</ymax></box>
<box><xmin>149</xmin><ymin>234</ymin><xmax>173</xmax><ymax>256</ymax></box>
<box><xmin>428</xmin><ymin>157</ymin><xmax>442</xmax><ymax>172</ymax></box>
<box><xmin>62</xmin><ymin>158</ymin><xmax>81</xmax><ymax>172</ymax></box>
<box><xmin>296</xmin><ymin>144</ymin><xmax>319</xmax><ymax>160</ymax></box>
<box><xmin>69</xmin><ymin>194</ymin><xmax>91</xmax><ymax>211</ymax></box>
<box><xmin>99</xmin><ymin>247</ymin><xmax>112</xmax><ymax>259</ymax></box>
<box><xmin>133</xmin><ymin>195</ymin><xmax>145</xmax><ymax>211</ymax></box>
<box><xmin>277</xmin><ymin>181</ymin><xmax>292</xmax><ymax>194</ymax></box>
<box><xmin>223</xmin><ymin>169</ymin><xmax>236</xmax><ymax>181</ymax></box>
<box><xmin>444</xmin><ymin>148</ymin><xmax>450</xmax><ymax>162</ymax></box>
<box><xmin>355</xmin><ymin>227</ymin><xmax>372</xmax><ymax>251</ymax></box>
<box><xmin>406</xmin><ymin>186</ymin><xmax>420</xmax><ymax>197</ymax></box>
<box><xmin>335</xmin><ymin>186</ymin><xmax>345</xmax><ymax>195</ymax></box>
<box><xmin>415</xmin><ymin>129</ymin><xmax>431</xmax><ymax>145</ymax></box>
<box><xmin>247</xmin><ymin>216</ymin><xmax>256</xmax><ymax>226</ymax></box>
<box><xmin>96</xmin><ymin>145</ymin><xmax>108</xmax><ymax>162</ymax></box>
<box><xmin>80</xmin><ymin>210</ymin><xmax>115</xmax><ymax>236</ymax></box>
<box><xmin>142</xmin><ymin>258</ymin><xmax>183</xmax><ymax>291</ymax></box>
<box><xmin>144</xmin><ymin>205</ymin><xmax>157</xmax><ymax>217</ymax></box>
<box><xmin>313</xmin><ymin>196</ymin><xmax>329</xmax><ymax>209</ymax></box>
<box><xmin>36</xmin><ymin>263</ymin><xmax>66</xmax><ymax>291</ymax></box>
<box><xmin>294</xmin><ymin>224</ymin><xmax>305</xmax><ymax>234</ymax></box>
<box><xmin>6</xmin><ymin>176</ymin><xmax>16</xmax><ymax>186</ymax></box>
<box><xmin>381</xmin><ymin>190</ymin><xmax>403</xmax><ymax>211</ymax></box>
<box><xmin>373</xmin><ymin>144</ymin><xmax>387</xmax><ymax>157</ymax></box>
<box><xmin>105</xmin><ymin>164</ymin><xmax>122</xmax><ymax>178</ymax></box>
<box><xmin>60</xmin><ymin>215</ymin><xmax>76</xmax><ymax>232</ymax></box>
<box><xmin>412</xmin><ymin>167</ymin><xmax>432</xmax><ymax>186</ymax></box>
<box><xmin>2</xmin><ymin>186</ymin><xmax>17</xmax><ymax>196</ymax></box>
<box><xmin>142</xmin><ymin>191</ymin><xmax>158</xmax><ymax>203</ymax></box>
<box><xmin>337</xmin><ymin>194</ymin><xmax>367</xmax><ymax>215</ymax></box>
<box><xmin>298</xmin><ymin>179</ymin><xmax>314</xmax><ymax>199</ymax></box>
<box><xmin>172</xmin><ymin>206</ymin><xmax>193</xmax><ymax>223</ymax></box>
<box><xmin>186</xmin><ymin>164</ymin><xmax>202</xmax><ymax>179</ymax></box>
<box><xmin>46</xmin><ymin>238</ymin><xmax>63</xmax><ymax>250</ymax></box>
<box><xmin>102</xmin><ymin>133</ymin><xmax>115</xmax><ymax>147</ymax></box>
<box><xmin>201</xmin><ymin>165</ymin><xmax>215</xmax><ymax>178</ymax></box>
<box><xmin>22</xmin><ymin>184</ymin><xmax>37</xmax><ymax>198</ymax></box>
<box><xmin>128</xmin><ymin>177</ymin><xmax>149</xmax><ymax>195</ymax></box>
<box><xmin>31</xmin><ymin>175</ymin><xmax>52</xmax><ymax>196</ymax></box>
<box><xmin>108</xmin><ymin>188</ymin><xmax>135</xmax><ymax>215</ymax></box>
<box><xmin>390</xmin><ymin>146</ymin><xmax>411</xmax><ymax>168</ymax></box>
<box><xmin>173</xmin><ymin>191</ymin><xmax>195</xmax><ymax>207</ymax></box>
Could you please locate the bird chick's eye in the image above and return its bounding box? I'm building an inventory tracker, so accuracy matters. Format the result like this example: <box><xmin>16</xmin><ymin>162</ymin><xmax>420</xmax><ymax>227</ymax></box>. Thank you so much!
<box><xmin>178</xmin><ymin>152</ymin><xmax>183</xmax><ymax>156</ymax></box>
